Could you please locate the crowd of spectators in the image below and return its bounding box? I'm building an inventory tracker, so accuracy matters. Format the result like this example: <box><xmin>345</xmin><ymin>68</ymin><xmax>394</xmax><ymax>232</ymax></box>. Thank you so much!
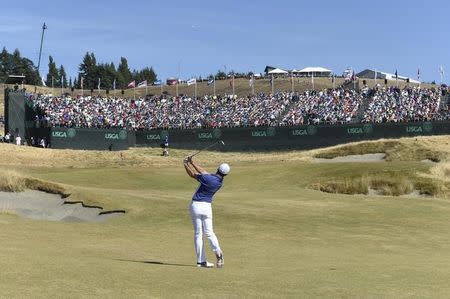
<box><xmin>362</xmin><ymin>87</ymin><xmax>443</xmax><ymax>123</ymax></box>
<box><xmin>279</xmin><ymin>88</ymin><xmax>363</xmax><ymax>125</ymax></box>
<box><xmin>31</xmin><ymin>92</ymin><xmax>292</xmax><ymax>129</ymax></box>
<box><xmin>29</xmin><ymin>86</ymin><xmax>449</xmax><ymax>131</ymax></box>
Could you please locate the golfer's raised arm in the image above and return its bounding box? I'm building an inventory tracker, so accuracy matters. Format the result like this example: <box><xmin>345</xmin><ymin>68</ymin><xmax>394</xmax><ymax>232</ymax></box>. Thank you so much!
<box><xmin>189</xmin><ymin>158</ymin><xmax>208</xmax><ymax>174</ymax></box>
<box><xmin>183</xmin><ymin>160</ymin><xmax>197</xmax><ymax>178</ymax></box>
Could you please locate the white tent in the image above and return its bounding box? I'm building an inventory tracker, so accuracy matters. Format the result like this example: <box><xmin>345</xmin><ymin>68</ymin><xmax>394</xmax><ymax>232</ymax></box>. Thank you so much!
<box><xmin>268</xmin><ymin>68</ymin><xmax>288</xmax><ymax>74</ymax></box>
<box><xmin>297</xmin><ymin>67</ymin><xmax>332</xmax><ymax>77</ymax></box>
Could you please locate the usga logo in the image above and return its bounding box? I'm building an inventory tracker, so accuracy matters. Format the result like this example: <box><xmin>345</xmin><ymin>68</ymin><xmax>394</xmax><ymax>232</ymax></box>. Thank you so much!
<box><xmin>146</xmin><ymin>134</ymin><xmax>161</xmax><ymax>140</ymax></box>
<box><xmin>252</xmin><ymin>127</ymin><xmax>276</xmax><ymax>137</ymax></box>
<box><xmin>105</xmin><ymin>130</ymin><xmax>127</xmax><ymax>140</ymax></box>
<box><xmin>52</xmin><ymin>128</ymin><xmax>76</xmax><ymax>138</ymax></box>
<box><xmin>105</xmin><ymin>133</ymin><xmax>120</xmax><ymax>140</ymax></box>
<box><xmin>251</xmin><ymin>130</ymin><xmax>267</xmax><ymax>137</ymax></box>
<box><xmin>406</xmin><ymin>126</ymin><xmax>423</xmax><ymax>133</ymax></box>
<box><xmin>292</xmin><ymin>129</ymin><xmax>308</xmax><ymax>136</ymax></box>
<box><xmin>292</xmin><ymin>126</ymin><xmax>316</xmax><ymax>136</ymax></box>
<box><xmin>347</xmin><ymin>127</ymin><xmax>364</xmax><ymax>134</ymax></box>
<box><xmin>198</xmin><ymin>132</ymin><xmax>213</xmax><ymax>139</ymax></box>
<box><xmin>52</xmin><ymin>131</ymin><xmax>67</xmax><ymax>138</ymax></box>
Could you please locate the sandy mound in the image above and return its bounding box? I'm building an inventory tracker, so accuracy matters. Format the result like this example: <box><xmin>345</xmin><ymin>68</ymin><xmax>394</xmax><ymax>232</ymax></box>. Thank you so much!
<box><xmin>314</xmin><ymin>153</ymin><xmax>386</xmax><ymax>163</ymax></box>
<box><xmin>0</xmin><ymin>190</ymin><xmax>124</xmax><ymax>222</ymax></box>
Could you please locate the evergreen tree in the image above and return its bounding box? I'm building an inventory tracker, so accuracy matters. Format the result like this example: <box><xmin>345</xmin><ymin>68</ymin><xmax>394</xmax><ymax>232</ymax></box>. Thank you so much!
<box><xmin>59</xmin><ymin>65</ymin><xmax>67</xmax><ymax>87</ymax></box>
<box><xmin>0</xmin><ymin>48</ymin><xmax>40</xmax><ymax>85</ymax></box>
<box><xmin>117</xmin><ymin>57</ymin><xmax>132</xmax><ymax>89</ymax></box>
<box><xmin>139</xmin><ymin>67</ymin><xmax>157</xmax><ymax>83</ymax></box>
<box><xmin>69</xmin><ymin>77</ymin><xmax>72</xmax><ymax>88</ymax></box>
<box><xmin>78</xmin><ymin>52</ymin><xmax>97</xmax><ymax>89</ymax></box>
<box><xmin>46</xmin><ymin>56</ymin><xmax>59</xmax><ymax>87</ymax></box>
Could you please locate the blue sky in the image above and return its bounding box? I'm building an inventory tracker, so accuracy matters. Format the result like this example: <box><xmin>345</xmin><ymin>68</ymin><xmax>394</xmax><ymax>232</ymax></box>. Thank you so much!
<box><xmin>1</xmin><ymin>0</ymin><xmax>449</xmax><ymax>83</ymax></box>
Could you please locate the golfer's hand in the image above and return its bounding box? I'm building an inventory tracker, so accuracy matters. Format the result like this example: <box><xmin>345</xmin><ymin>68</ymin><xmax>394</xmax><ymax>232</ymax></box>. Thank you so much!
<box><xmin>183</xmin><ymin>157</ymin><xmax>189</xmax><ymax>165</ymax></box>
<box><xmin>187</xmin><ymin>156</ymin><xmax>193</xmax><ymax>163</ymax></box>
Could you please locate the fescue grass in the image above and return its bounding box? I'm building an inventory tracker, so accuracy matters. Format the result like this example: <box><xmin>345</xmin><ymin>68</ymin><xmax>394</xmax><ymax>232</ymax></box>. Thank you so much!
<box><xmin>0</xmin><ymin>170</ymin><xmax>68</xmax><ymax>196</ymax></box>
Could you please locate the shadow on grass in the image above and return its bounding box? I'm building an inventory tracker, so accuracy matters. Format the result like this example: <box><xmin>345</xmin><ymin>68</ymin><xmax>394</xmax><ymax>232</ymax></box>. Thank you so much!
<box><xmin>115</xmin><ymin>259</ymin><xmax>197</xmax><ymax>268</ymax></box>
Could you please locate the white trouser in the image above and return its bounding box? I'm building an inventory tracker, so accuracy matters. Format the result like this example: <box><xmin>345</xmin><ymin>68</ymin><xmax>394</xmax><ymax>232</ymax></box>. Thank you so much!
<box><xmin>189</xmin><ymin>201</ymin><xmax>222</xmax><ymax>263</ymax></box>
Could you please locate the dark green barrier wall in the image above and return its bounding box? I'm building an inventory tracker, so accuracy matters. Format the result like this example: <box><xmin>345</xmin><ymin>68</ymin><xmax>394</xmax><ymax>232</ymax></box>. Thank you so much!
<box><xmin>135</xmin><ymin>121</ymin><xmax>450</xmax><ymax>151</ymax></box>
<box><xmin>50</xmin><ymin>128</ymin><xmax>129</xmax><ymax>150</ymax></box>
<box><xmin>5</xmin><ymin>92</ymin><xmax>26</xmax><ymax>138</ymax></box>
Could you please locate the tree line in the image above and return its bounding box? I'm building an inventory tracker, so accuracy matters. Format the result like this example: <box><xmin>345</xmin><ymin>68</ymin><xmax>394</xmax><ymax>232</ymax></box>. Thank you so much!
<box><xmin>73</xmin><ymin>52</ymin><xmax>157</xmax><ymax>90</ymax></box>
<box><xmin>0</xmin><ymin>48</ymin><xmax>41</xmax><ymax>85</ymax></box>
<box><xmin>0</xmin><ymin>47</ymin><xmax>157</xmax><ymax>90</ymax></box>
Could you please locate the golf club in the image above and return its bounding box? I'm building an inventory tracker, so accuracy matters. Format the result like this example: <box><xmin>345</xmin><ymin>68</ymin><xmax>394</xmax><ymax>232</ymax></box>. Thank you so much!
<box><xmin>188</xmin><ymin>140</ymin><xmax>225</xmax><ymax>158</ymax></box>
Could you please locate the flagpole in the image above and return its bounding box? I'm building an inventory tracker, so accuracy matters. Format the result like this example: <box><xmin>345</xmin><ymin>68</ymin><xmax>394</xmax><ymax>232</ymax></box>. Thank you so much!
<box><xmin>291</xmin><ymin>73</ymin><xmax>294</xmax><ymax>93</ymax></box>
<box><xmin>232</xmin><ymin>74</ymin><xmax>235</xmax><ymax>96</ymax></box>
<box><xmin>61</xmin><ymin>77</ymin><xmax>63</xmax><ymax>95</ymax></box>
<box><xmin>271</xmin><ymin>74</ymin><xmax>274</xmax><ymax>94</ymax></box>
<box><xmin>194</xmin><ymin>80</ymin><xmax>197</xmax><ymax>99</ymax></box>
<box><xmin>374</xmin><ymin>69</ymin><xmax>377</xmax><ymax>86</ymax></box>
<box><xmin>251</xmin><ymin>75</ymin><xmax>255</xmax><ymax>95</ymax></box>
<box><xmin>133</xmin><ymin>86</ymin><xmax>136</xmax><ymax>100</ymax></box>
<box><xmin>311</xmin><ymin>72</ymin><xmax>314</xmax><ymax>90</ymax></box>
<box><xmin>213</xmin><ymin>77</ymin><xmax>216</xmax><ymax>97</ymax></box>
<box><xmin>418</xmin><ymin>68</ymin><xmax>421</xmax><ymax>88</ymax></box>
<box><xmin>52</xmin><ymin>76</ymin><xmax>54</xmax><ymax>95</ymax></box>
<box><xmin>160</xmin><ymin>83</ymin><xmax>163</xmax><ymax>95</ymax></box>
<box><xmin>146</xmin><ymin>84</ymin><xmax>148</xmax><ymax>96</ymax></box>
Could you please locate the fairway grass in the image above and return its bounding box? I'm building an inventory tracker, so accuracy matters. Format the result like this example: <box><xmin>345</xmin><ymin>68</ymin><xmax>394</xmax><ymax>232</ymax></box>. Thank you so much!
<box><xmin>0</xmin><ymin>136</ymin><xmax>449</xmax><ymax>298</ymax></box>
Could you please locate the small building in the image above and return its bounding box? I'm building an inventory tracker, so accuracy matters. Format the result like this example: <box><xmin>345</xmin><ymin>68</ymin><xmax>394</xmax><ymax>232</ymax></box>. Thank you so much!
<box><xmin>264</xmin><ymin>66</ymin><xmax>277</xmax><ymax>75</ymax></box>
<box><xmin>356</xmin><ymin>69</ymin><xmax>420</xmax><ymax>84</ymax></box>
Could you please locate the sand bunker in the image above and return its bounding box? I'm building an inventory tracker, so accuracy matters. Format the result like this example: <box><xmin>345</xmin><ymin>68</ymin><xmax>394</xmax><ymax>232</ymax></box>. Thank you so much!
<box><xmin>0</xmin><ymin>190</ymin><xmax>124</xmax><ymax>222</ymax></box>
<box><xmin>314</xmin><ymin>153</ymin><xmax>386</xmax><ymax>163</ymax></box>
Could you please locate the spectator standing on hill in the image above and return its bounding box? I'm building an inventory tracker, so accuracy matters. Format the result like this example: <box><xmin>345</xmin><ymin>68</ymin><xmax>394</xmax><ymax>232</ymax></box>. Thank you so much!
<box><xmin>15</xmin><ymin>135</ymin><xmax>21</xmax><ymax>146</ymax></box>
<box><xmin>183</xmin><ymin>156</ymin><xmax>229</xmax><ymax>268</ymax></box>
<box><xmin>39</xmin><ymin>138</ymin><xmax>46</xmax><ymax>148</ymax></box>
<box><xmin>4</xmin><ymin>132</ymin><xmax>10</xmax><ymax>143</ymax></box>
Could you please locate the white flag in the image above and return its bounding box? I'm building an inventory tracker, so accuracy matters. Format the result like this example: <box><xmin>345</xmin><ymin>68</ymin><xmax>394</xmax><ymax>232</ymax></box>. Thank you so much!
<box><xmin>187</xmin><ymin>78</ymin><xmax>196</xmax><ymax>86</ymax></box>
<box><xmin>138</xmin><ymin>80</ymin><xmax>147</xmax><ymax>88</ymax></box>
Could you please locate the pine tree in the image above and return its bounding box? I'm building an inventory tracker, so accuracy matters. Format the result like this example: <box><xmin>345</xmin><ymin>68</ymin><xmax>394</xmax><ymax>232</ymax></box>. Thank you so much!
<box><xmin>46</xmin><ymin>56</ymin><xmax>59</xmax><ymax>87</ymax></box>
<box><xmin>79</xmin><ymin>52</ymin><xmax>98</xmax><ymax>89</ymax></box>
<box><xmin>117</xmin><ymin>57</ymin><xmax>132</xmax><ymax>89</ymax></box>
<box><xmin>59</xmin><ymin>65</ymin><xmax>67</xmax><ymax>87</ymax></box>
<box><xmin>139</xmin><ymin>67</ymin><xmax>157</xmax><ymax>84</ymax></box>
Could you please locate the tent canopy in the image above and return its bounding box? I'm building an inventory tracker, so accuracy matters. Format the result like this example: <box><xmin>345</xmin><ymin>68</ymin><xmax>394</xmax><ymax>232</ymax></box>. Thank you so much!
<box><xmin>298</xmin><ymin>67</ymin><xmax>332</xmax><ymax>73</ymax></box>
<box><xmin>268</xmin><ymin>68</ymin><xmax>288</xmax><ymax>74</ymax></box>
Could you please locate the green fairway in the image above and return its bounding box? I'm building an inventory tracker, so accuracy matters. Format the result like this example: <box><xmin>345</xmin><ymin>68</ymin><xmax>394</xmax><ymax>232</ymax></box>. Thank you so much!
<box><xmin>1</xmin><ymin>138</ymin><xmax>450</xmax><ymax>298</ymax></box>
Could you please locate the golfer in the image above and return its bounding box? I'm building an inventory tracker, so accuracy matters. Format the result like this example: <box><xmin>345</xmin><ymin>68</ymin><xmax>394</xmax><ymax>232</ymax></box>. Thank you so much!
<box><xmin>183</xmin><ymin>156</ymin><xmax>230</xmax><ymax>268</ymax></box>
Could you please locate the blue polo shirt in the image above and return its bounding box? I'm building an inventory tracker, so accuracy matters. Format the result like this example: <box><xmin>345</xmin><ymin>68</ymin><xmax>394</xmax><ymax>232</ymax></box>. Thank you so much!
<box><xmin>192</xmin><ymin>173</ymin><xmax>223</xmax><ymax>203</ymax></box>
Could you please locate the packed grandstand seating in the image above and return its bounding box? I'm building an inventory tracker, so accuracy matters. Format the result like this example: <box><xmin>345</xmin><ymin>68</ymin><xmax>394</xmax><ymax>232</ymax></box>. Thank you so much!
<box><xmin>28</xmin><ymin>86</ymin><xmax>449</xmax><ymax>130</ymax></box>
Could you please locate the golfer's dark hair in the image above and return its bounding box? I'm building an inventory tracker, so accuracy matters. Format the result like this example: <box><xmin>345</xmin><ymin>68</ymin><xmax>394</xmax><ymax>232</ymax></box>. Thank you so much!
<box><xmin>216</xmin><ymin>170</ymin><xmax>227</xmax><ymax>177</ymax></box>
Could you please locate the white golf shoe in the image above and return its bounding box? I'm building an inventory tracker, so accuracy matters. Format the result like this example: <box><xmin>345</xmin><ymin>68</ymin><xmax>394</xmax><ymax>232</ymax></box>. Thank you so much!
<box><xmin>197</xmin><ymin>261</ymin><xmax>214</xmax><ymax>268</ymax></box>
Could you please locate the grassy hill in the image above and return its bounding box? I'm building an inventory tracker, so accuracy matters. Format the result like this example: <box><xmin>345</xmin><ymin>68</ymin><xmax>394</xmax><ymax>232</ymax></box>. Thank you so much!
<box><xmin>0</xmin><ymin>136</ymin><xmax>449</xmax><ymax>297</ymax></box>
